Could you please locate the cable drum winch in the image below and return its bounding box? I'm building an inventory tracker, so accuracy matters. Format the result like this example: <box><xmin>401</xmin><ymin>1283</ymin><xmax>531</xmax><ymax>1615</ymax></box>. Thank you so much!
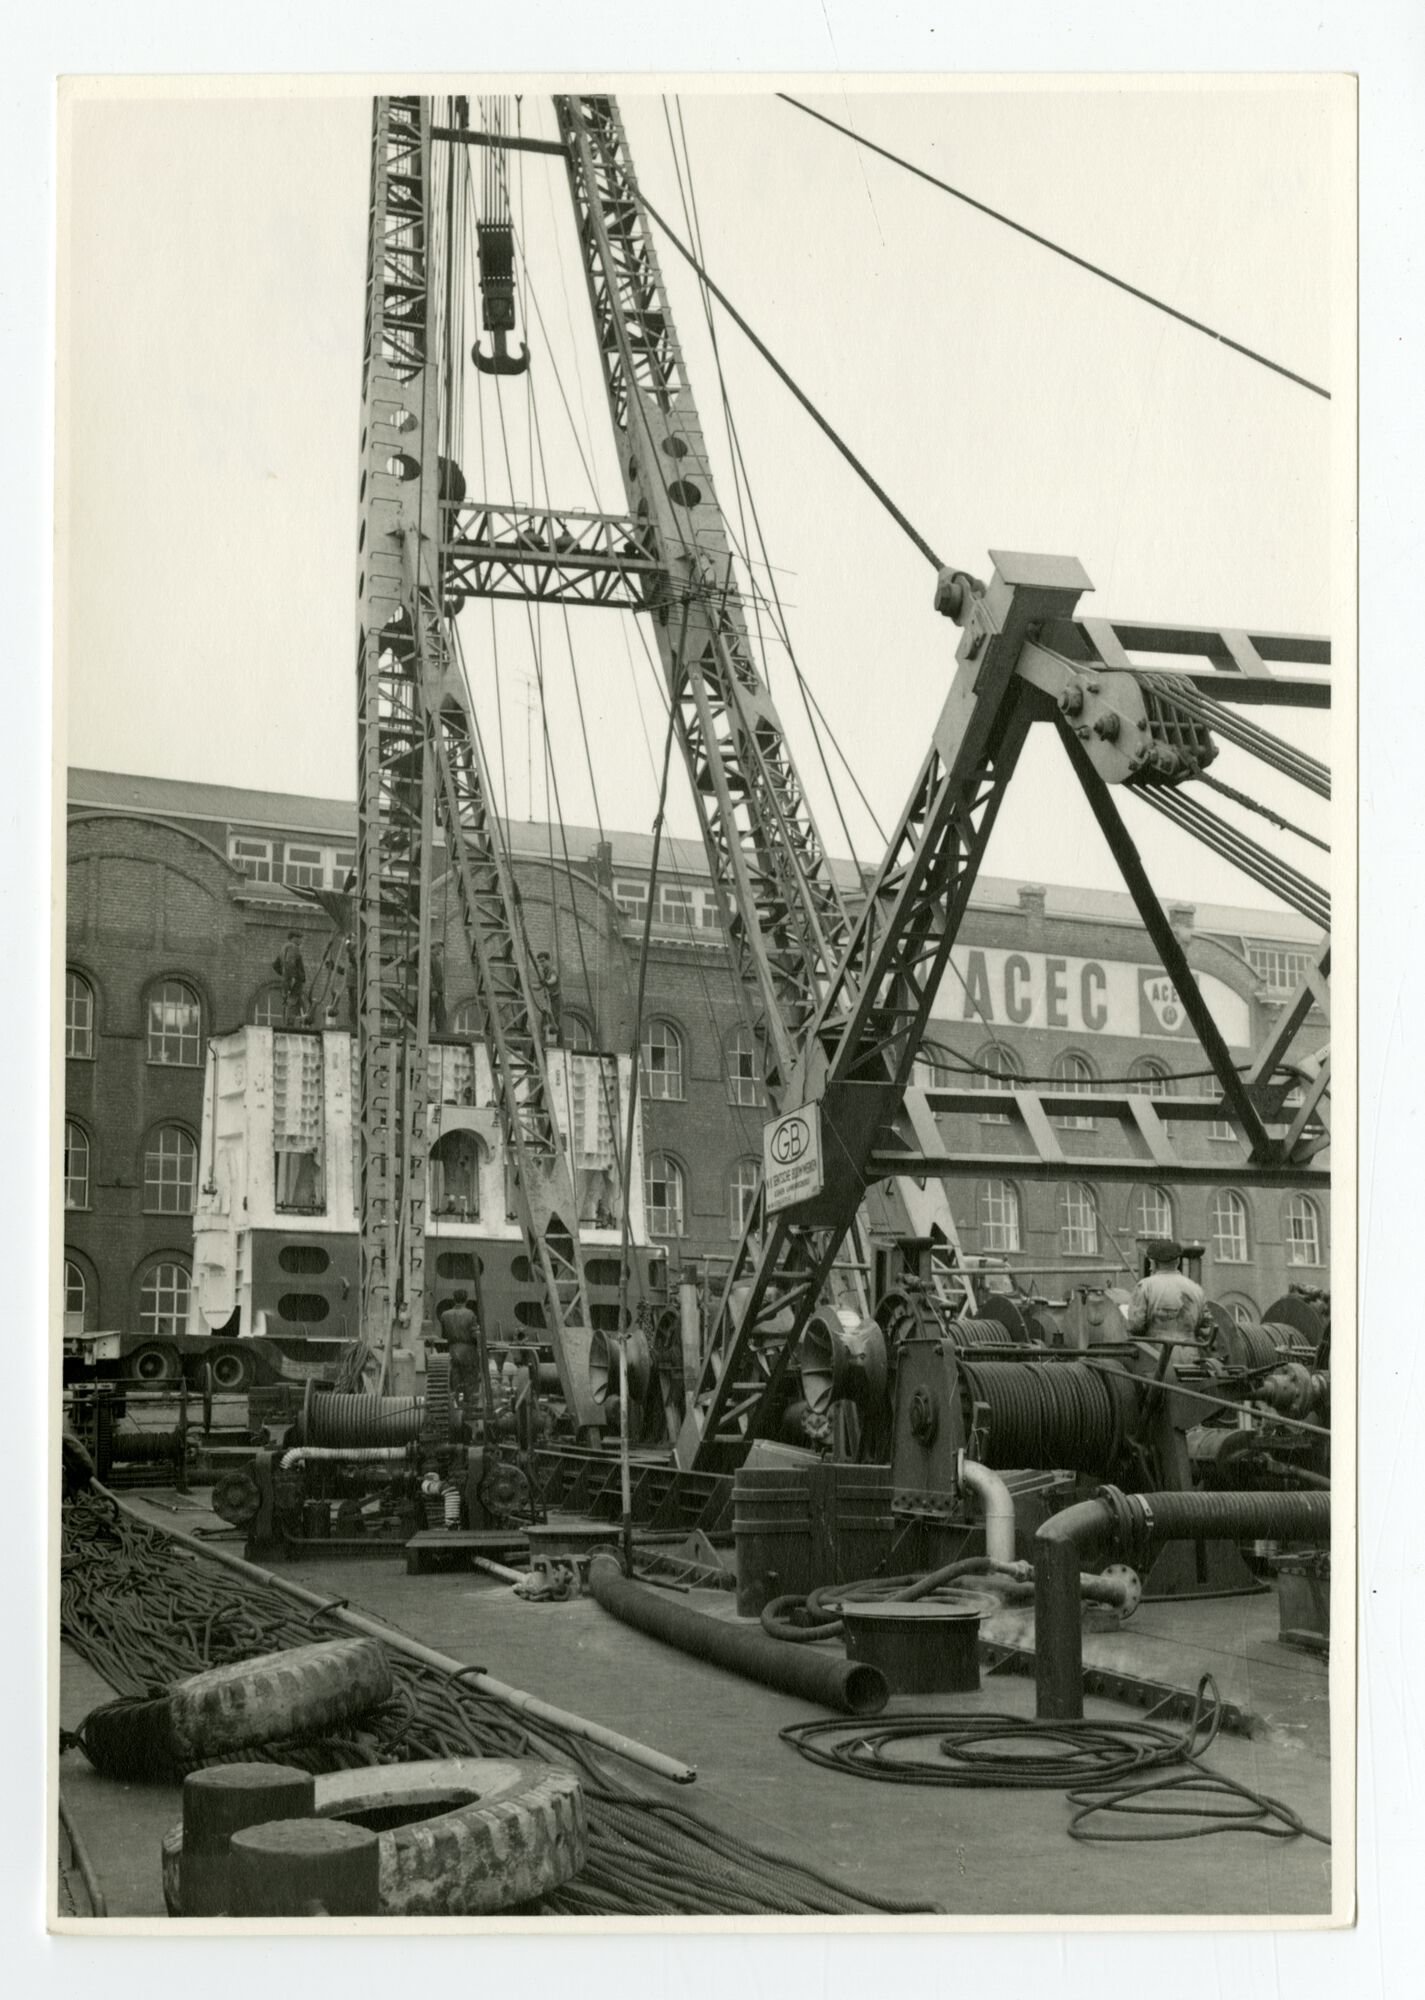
<box><xmin>587</xmin><ymin>1327</ymin><xmax>653</xmax><ymax>1408</ymax></box>
<box><xmin>797</xmin><ymin>1308</ymin><xmax>888</xmax><ymax>1415</ymax></box>
<box><xmin>1203</xmin><ymin>1317</ymin><xmax>1318</xmax><ymax>1374</ymax></box>
<box><xmin>299</xmin><ymin>1383</ymin><xmax>425</xmax><ymax>1448</ymax></box>
<box><xmin>956</xmin><ymin>1358</ymin><xmax>1135</xmax><ymax>1476</ymax></box>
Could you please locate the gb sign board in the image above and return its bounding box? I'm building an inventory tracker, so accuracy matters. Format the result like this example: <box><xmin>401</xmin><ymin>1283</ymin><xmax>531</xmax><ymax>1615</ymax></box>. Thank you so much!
<box><xmin>763</xmin><ymin>1105</ymin><xmax>824</xmax><ymax>1214</ymax></box>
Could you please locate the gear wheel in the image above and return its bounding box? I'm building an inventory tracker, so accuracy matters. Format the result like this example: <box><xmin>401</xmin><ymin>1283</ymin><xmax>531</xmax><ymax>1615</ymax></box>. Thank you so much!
<box><xmin>421</xmin><ymin>1354</ymin><xmax>452</xmax><ymax>1448</ymax></box>
<box><xmin>478</xmin><ymin>1458</ymin><xmax>533</xmax><ymax>1524</ymax></box>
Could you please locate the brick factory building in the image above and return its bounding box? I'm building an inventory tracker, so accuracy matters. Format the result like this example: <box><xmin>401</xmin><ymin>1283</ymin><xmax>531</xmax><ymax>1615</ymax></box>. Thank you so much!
<box><xmin>62</xmin><ymin>768</ymin><xmax>1328</xmax><ymax>1341</ymax></box>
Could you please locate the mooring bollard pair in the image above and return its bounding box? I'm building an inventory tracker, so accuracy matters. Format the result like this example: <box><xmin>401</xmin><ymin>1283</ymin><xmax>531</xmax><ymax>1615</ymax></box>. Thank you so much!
<box><xmin>181</xmin><ymin>1763</ymin><xmax>379</xmax><ymax>1917</ymax></box>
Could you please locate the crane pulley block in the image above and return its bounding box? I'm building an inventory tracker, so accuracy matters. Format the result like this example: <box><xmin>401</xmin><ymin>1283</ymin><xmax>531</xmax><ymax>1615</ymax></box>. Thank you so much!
<box><xmin>1017</xmin><ymin>648</ymin><xmax>1217</xmax><ymax>787</ymax></box>
<box><xmin>473</xmin><ymin>221</ymin><xmax>530</xmax><ymax>376</ymax></box>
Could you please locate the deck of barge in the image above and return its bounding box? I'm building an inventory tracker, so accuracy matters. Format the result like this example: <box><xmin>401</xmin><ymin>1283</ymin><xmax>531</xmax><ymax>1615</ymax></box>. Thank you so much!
<box><xmin>57</xmin><ymin>1488</ymin><xmax>1332</xmax><ymax>1923</ymax></box>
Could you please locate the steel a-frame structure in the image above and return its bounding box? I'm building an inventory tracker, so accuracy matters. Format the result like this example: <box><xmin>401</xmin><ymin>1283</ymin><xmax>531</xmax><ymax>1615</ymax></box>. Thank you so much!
<box><xmin>677</xmin><ymin>556</ymin><xmax>1331</xmax><ymax>1468</ymax></box>
<box><xmin>354</xmin><ymin>94</ymin><xmax>1330</xmax><ymax>1473</ymax></box>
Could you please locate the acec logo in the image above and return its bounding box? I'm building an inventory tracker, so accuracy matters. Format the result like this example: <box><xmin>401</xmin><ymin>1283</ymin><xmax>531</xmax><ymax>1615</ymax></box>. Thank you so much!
<box><xmin>769</xmin><ymin>1115</ymin><xmax>811</xmax><ymax>1167</ymax></box>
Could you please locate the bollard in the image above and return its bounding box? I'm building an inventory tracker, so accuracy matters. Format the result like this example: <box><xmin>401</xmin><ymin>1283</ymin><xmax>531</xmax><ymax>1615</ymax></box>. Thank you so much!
<box><xmin>228</xmin><ymin>1818</ymin><xmax>381</xmax><ymax>1917</ymax></box>
<box><xmin>181</xmin><ymin>1763</ymin><xmax>316</xmax><ymax>1916</ymax></box>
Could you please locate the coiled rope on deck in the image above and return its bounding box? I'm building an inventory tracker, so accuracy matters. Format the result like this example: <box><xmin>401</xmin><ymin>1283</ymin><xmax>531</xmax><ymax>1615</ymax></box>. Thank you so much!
<box><xmin>59</xmin><ymin>1490</ymin><xmax>928</xmax><ymax>1917</ymax></box>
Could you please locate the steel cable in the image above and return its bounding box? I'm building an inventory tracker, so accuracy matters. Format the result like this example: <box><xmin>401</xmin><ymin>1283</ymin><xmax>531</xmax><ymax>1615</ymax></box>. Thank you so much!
<box><xmin>956</xmin><ymin>1359</ymin><xmax>1126</xmax><ymax>1475</ymax></box>
<box><xmin>1126</xmin><ymin>782</ymin><xmax>1329</xmax><ymax>929</ymax></box>
<box><xmin>1134</xmin><ymin>671</ymin><xmax>1330</xmax><ymax>798</ymax></box>
<box><xmin>776</xmin><ymin>95</ymin><xmax>1330</xmax><ymax>402</ymax></box>
<box><xmin>780</xmin><ymin>1675</ymin><xmax>1329</xmax><ymax>1844</ymax></box>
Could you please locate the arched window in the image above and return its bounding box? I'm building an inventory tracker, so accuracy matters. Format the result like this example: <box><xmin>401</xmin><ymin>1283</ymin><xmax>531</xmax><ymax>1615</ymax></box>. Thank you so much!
<box><xmin>973</xmin><ymin>1043</ymin><xmax>1022</xmax><ymax>1125</ymax></box>
<box><xmin>1133</xmin><ymin>1184</ymin><xmax>1175</xmax><ymax>1241</ymax></box>
<box><xmin>144</xmin><ymin>1126</ymin><xmax>197</xmax><ymax>1214</ymax></box>
<box><xmin>1201</xmin><ymin>1070</ymin><xmax>1235</xmax><ymax>1142</ymax></box>
<box><xmin>429</xmin><ymin>1130</ymin><xmax>483</xmax><ymax>1217</ymax></box>
<box><xmin>729</xmin><ymin>1158</ymin><xmax>761</xmax><ymax>1238</ymax></box>
<box><xmin>563</xmin><ymin>1011</ymin><xmax>594</xmax><ymax>1052</ymax></box>
<box><xmin>63</xmin><ymin>1259</ymin><xmax>87</xmax><ymax>1322</ymax></box>
<box><xmin>147</xmin><ymin>979</ymin><xmax>202</xmax><ymax>1065</ymax></box>
<box><xmin>727</xmin><ymin>1026</ymin><xmax>762</xmax><ymax>1107</ymax></box>
<box><xmin>138</xmin><ymin>1259</ymin><xmax>191</xmax><ymax>1338</ymax></box>
<box><xmin>1128</xmin><ymin>1058</ymin><xmax>1174</xmax><ymax>1097</ymax></box>
<box><xmin>1059</xmin><ymin>1182</ymin><xmax>1099</xmax><ymax>1255</ymax></box>
<box><xmin>451</xmin><ymin>999</ymin><xmax>480</xmax><ymax>1034</ymax></box>
<box><xmin>1285</xmin><ymin>1194</ymin><xmax>1322</xmax><ymax>1266</ymax></box>
<box><xmin>1052</xmin><ymin>1051</ymin><xmax>1097</xmax><ymax>1131</ymax></box>
<box><xmin>1219</xmin><ymin>1293</ymin><xmax>1258</xmax><ymax>1330</ymax></box>
<box><xmin>429</xmin><ymin>1042</ymin><xmax>475</xmax><ymax>1106</ymax></box>
<box><xmin>65</xmin><ymin>971</ymin><xmax>95</xmax><ymax>1058</ymax></box>
<box><xmin>250</xmin><ymin>985</ymin><xmax>285</xmax><ymax>1027</ymax></box>
<box><xmin>640</xmin><ymin>1019</ymin><xmax>684</xmax><ymax>1101</ymax></box>
<box><xmin>63</xmin><ymin>1120</ymin><xmax>90</xmax><ymax>1210</ymax></box>
<box><xmin>646</xmin><ymin>1152</ymin><xmax>686</xmax><ymax>1237</ymax></box>
<box><xmin>1210</xmin><ymin>1189</ymin><xmax>1250</xmax><ymax>1264</ymax></box>
<box><xmin>979</xmin><ymin>1180</ymin><xmax>1022</xmax><ymax>1253</ymax></box>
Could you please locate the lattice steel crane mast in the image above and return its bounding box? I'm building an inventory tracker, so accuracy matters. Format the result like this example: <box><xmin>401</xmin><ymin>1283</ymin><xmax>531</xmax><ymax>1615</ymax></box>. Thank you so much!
<box><xmin>355</xmin><ymin>96</ymin><xmax>601</xmax><ymax>1428</ymax></box>
<box><xmin>554</xmin><ymin>94</ymin><xmax>977</xmax><ymax>1320</ymax></box>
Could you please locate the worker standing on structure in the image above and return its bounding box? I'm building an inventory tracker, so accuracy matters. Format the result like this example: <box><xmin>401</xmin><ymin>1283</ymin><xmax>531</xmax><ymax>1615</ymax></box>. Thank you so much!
<box><xmin>534</xmin><ymin>950</ymin><xmax>562</xmax><ymax>1045</ymax></box>
<box><xmin>437</xmin><ymin>1289</ymin><xmax>482</xmax><ymax>1430</ymax></box>
<box><xmin>275</xmin><ymin>932</ymin><xmax>307</xmax><ymax>1026</ymax></box>
<box><xmin>1124</xmin><ymin>1239</ymin><xmax>1207</xmax><ymax>1340</ymax></box>
<box><xmin>429</xmin><ymin>942</ymin><xmax>447</xmax><ymax>1035</ymax></box>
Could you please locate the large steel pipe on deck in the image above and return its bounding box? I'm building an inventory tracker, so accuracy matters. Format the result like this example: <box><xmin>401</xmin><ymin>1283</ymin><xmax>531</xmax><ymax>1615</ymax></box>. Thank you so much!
<box><xmin>588</xmin><ymin>1554</ymin><xmax>889</xmax><ymax>1716</ymax></box>
<box><xmin>1034</xmin><ymin>1487</ymin><xmax>1330</xmax><ymax>1721</ymax></box>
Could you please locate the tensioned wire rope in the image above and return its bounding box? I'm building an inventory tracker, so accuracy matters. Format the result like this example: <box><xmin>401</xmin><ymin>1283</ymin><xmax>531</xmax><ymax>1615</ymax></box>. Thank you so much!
<box><xmin>500</xmin><ymin>132</ymin><xmax>777</xmax><ymax>1191</ymax></box>
<box><xmin>465</xmin><ymin>136</ymin><xmax>632</xmax><ymax>1203</ymax></box>
<box><xmin>775</xmin><ymin>93</ymin><xmax>1330</xmax><ymax>403</ymax></box>
<box><xmin>638</xmin><ymin>145</ymin><xmax>1333</xmax><ymax>940</ymax></box>
<box><xmin>662</xmin><ymin>97</ymin><xmax>872</xmax><ymax>888</ymax></box>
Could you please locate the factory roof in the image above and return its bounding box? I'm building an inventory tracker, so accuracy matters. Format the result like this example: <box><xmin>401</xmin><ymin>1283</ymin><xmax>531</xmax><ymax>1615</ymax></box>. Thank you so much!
<box><xmin>67</xmin><ymin>767</ymin><xmax>1320</xmax><ymax>944</ymax></box>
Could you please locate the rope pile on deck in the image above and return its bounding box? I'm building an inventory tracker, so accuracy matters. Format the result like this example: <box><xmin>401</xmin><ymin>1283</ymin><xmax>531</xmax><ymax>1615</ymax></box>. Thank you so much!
<box><xmin>60</xmin><ymin>1489</ymin><xmax>928</xmax><ymax>1917</ymax></box>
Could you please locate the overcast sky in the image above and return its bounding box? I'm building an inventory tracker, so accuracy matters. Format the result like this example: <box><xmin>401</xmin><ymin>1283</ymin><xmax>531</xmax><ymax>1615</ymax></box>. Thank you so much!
<box><xmin>58</xmin><ymin>80</ymin><xmax>1347</xmax><ymax>917</ymax></box>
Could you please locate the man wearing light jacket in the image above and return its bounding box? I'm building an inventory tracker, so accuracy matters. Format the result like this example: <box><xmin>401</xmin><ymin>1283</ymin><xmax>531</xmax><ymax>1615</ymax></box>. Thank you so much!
<box><xmin>1124</xmin><ymin>1238</ymin><xmax>1207</xmax><ymax>1340</ymax></box>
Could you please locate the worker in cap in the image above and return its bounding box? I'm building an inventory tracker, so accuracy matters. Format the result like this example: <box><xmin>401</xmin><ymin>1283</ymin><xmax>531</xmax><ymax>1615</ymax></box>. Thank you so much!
<box><xmin>1124</xmin><ymin>1238</ymin><xmax>1207</xmax><ymax>1341</ymax></box>
<box><xmin>534</xmin><ymin>949</ymin><xmax>562</xmax><ymax>1046</ymax></box>
<box><xmin>429</xmin><ymin>942</ymin><xmax>446</xmax><ymax>1035</ymax></box>
<box><xmin>274</xmin><ymin>931</ymin><xmax>308</xmax><ymax>1026</ymax></box>
<box><xmin>436</xmin><ymin>1288</ymin><xmax>482</xmax><ymax>1430</ymax></box>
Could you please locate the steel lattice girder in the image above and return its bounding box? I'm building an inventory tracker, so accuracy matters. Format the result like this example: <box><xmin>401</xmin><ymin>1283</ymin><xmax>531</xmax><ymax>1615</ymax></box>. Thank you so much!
<box><xmin>872</xmin><ymin>1084</ymin><xmax>1329</xmax><ymax>1187</ymax></box>
<box><xmin>441</xmin><ymin>502</ymin><xmax>662</xmax><ymax>610</ymax></box>
<box><xmin>556</xmin><ymin>93</ymin><xmax>979</xmax><ymax>1330</ymax></box>
<box><xmin>354</xmin><ymin>97</ymin><xmax>601</xmax><ymax>1423</ymax></box>
<box><xmin>355</xmin><ymin>97</ymin><xmax>437</xmax><ymax>1359</ymax></box>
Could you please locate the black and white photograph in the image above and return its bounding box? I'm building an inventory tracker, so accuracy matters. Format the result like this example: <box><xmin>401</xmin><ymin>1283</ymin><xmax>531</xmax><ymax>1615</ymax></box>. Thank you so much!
<box><xmin>49</xmin><ymin>65</ymin><xmax>1356</xmax><ymax>1938</ymax></box>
